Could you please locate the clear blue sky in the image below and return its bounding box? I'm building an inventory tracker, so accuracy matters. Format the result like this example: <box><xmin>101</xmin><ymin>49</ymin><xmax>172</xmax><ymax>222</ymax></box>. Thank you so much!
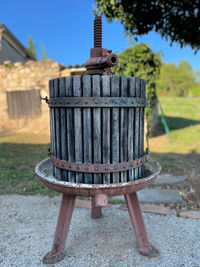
<box><xmin>1</xmin><ymin>0</ymin><xmax>200</xmax><ymax>70</ymax></box>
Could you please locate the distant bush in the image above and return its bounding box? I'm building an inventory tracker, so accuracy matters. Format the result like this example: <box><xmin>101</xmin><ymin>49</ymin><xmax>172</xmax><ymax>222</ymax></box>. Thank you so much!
<box><xmin>157</xmin><ymin>60</ymin><xmax>200</xmax><ymax>96</ymax></box>
<box><xmin>6</xmin><ymin>62</ymin><xmax>14</xmax><ymax>69</ymax></box>
<box><xmin>188</xmin><ymin>84</ymin><xmax>200</xmax><ymax>97</ymax></box>
<box><xmin>157</xmin><ymin>60</ymin><xmax>200</xmax><ymax>97</ymax></box>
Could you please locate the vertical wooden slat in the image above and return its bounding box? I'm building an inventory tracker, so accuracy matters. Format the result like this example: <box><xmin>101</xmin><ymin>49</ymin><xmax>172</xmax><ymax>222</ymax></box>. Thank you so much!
<box><xmin>19</xmin><ymin>91</ymin><xmax>23</xmax><ymax>118</ymax></box>
<box><xmin>34</xmin><ymin>89</ymin><xmax>41</xmax><ymax>117</ymax></box>
<box><xmin>29</xmin><ymin>90</ymin><xmax>32</xmax><ymax>117</ymax></box>
<box><xmin>73</xmin><ymin>75</ymin><xmax>83</xmax><ymax>183</ymax></box>
<box><xmin>7</xmin><ymin>89</ymin><xmax>41</xmax><ymax>119</ymax></box>
<box><xmin>101</xmin><ymin>76</ymin><xmax>110</xmax><ymax>184</ymax></box>
<box><xmin>135</xmin><ymin>77</ymin><xmax>140</xmax><ymax>180</ymax></box>
<box><xmin>92</xmin><ymin>75</ymin><xmax>102</xmax><ymax>184</ymax></box>
<box><xmin>14</xmin><ymin>92</ymin><xmax>18</xmax><ymax>118</ymax></box>
<box><xmin>120</xmin><ymin>76</ymin><xmax>128</xmax><ymax>182</ymax></box>
<box><xmin>49</xmin><ymin>79</ymin><xmax>56</xmax><ymax>177</ymax></box>
<box><xmin>140</xmin><ymin>79</ymin><xmax>146</xmax><ymax>177</ymax></box>
<box><xmin>59</xmin><ymin>77</ymin><xmax>68</xmax><ymax>181</ymax></box>
<box><xmin>83</xmin><ymin>75</ymin><xmax>92</xmax><ymax>184</ymax></box>
<box><xmin>111</xmin><ymin>75</ymin><xmax>120</xmax><ymax>183</ymax></box>
<box><xmin>28</xmin><ymin>90</ymin><xmax>32</xmax><ymax>117</ymax></box>
<box><xmin>65</xmin><ymin>76</ymin><xmax>76</xmax><ymax>182</ymax></box>
<box><xmin>54</xmin><ymin>78</ymin><xmax>61</xmax><ymax>180</ymax></box>
<box><xmin>6</xmin><ymin>91</ymin><xmax>11</xmax><ymax>119</ymax></box>
<box><xmin>128</xmin><ymin>77</ymin><xmax>135</xmax><ymax>181</ymax></box>
<box><xmin>26</xmin><ymin>90</ymin><xmax>32</xmax><ymax>117</ymax></box>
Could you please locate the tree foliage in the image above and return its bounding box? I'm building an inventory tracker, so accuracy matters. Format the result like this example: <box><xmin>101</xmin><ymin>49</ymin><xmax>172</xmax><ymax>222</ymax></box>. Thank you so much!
<box><xmin>27</xmin><ymin>35</ymin><xmax>37</xmax><ymax>58</ymax></box>
<box><xmin>157</xmin><ymin>60</ymin><xmax>199</xmax><ymax>96</ymax></box>
<box><xmin>112</xmin><ymin>43</ymin><xmax>162</xmax><ymax>129</ymax></box>
<box><xmin>41</xmin><ymin>44</ymin><xmax>48</xmax><ymax>60</ymax></box>
<box><xmin>94</xmin><ymin>0</ymin><xmax>200</xmax><ymax>51</ymax></box>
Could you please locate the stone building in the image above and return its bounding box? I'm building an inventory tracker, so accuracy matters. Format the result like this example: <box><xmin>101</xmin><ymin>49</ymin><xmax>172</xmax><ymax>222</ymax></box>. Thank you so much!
<box><xmin>0</xmin><ymin>24</ymin><xmax>35</xmax><ymax>63</ymax></box>
<box><xmin>0</xmin><ymin>59</ymin><xmax>87</xmax><ymax>134</ymax></box>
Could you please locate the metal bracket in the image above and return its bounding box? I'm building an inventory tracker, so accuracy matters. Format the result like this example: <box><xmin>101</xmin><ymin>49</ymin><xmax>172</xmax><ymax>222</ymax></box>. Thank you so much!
<box><xmin>49</xmin><ymin>153</ymin><xmax>147</xmax><ymax>173</ymax></box>
<box><xmin>40</xmin><ymin>96</ymin><xmax>49</xmax><ymax>103</ymax></box>
<box><xmin>47</xmin><ymin>97</ymin><xmax>147</xmax><ymax>108</ymax></box>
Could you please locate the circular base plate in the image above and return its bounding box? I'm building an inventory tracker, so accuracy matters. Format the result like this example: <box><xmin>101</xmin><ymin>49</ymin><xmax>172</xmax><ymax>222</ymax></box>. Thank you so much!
<box><xmin>35</xmin><ymin>156</ymin><xmax>161</xmax><ymax>197</ymax></box>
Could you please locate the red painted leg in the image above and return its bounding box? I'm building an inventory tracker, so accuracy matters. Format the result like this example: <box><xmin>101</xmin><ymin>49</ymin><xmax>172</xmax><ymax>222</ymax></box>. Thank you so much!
<box><xmin>124</xmin><ymin>193</ymin><xmax>159</xmax><ymax>258</ymax></box>
<box><xmin>91</xmin><ymin>196</ymin><xmax>102</xmax><ymax>218</ymax></box>
<box><xmin>43</xmin><ymin>194</ymin><xmax>76</xmax><ymax>264</ymax></box>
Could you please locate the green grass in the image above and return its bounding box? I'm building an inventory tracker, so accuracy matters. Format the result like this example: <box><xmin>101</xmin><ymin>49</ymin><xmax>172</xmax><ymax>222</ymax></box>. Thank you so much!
<box><xmin>149</xmin><ymin>96</ymin><xmax>200</xmax><ymax>172</ymax></box>
<box><xmin>153</xmin><ymin>97</ymin><xmax>200</xmax><ymax>153</ymax></box>
<box><xmin>0</xmin><ymin>133</ymin><xmax>55</xmax><ymax>195</ymax></box>
<box><xmin>0</xmin><ymin>97</ymin><xmax>199</xmax><ymax>194</ymax></box>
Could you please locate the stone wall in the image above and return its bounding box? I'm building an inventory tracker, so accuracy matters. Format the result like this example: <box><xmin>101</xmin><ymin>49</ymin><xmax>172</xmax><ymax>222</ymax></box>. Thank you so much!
<box><xmin>0</xmin><ymin>59</ymin><xmax>64</xmax><ymax>134</ymax></box>
<box><xmin>0</xmin><ymin>59</ymin><xmax>62</xmax><ymax>92</ymax></box>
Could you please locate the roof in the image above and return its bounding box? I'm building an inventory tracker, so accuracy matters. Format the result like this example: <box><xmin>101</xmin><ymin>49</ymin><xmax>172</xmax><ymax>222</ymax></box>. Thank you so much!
<box><xmin>0</xmin><ymin>24</ymin><xmax>35</xmax><ymax>60</ymax></box>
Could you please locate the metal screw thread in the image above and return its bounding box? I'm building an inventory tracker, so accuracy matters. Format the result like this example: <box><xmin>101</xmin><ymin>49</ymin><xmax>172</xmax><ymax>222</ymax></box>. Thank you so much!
<box><xmin>94</xmin><ymin>16</ymin><xmax>102</xmax><ymax>48</ymax></box>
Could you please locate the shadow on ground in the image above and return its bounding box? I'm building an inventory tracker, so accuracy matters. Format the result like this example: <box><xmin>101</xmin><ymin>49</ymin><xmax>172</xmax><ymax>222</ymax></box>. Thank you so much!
<box><xmin>153</xmin><ymin>115</ymin><xmax>200</xmax><ymax>137</ymax></box>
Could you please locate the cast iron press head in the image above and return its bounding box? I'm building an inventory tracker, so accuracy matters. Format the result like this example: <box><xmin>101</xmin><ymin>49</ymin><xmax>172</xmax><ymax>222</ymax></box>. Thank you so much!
<box><xmin>84</xmin><ymin>16</ymin><xmax>118</xmax><ymax>75</ymax></box>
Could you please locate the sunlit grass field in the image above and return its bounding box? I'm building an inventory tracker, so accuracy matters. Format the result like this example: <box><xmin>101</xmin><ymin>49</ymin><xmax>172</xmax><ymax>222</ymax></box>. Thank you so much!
<box><xmin>150</xmin><ymin>97</ymin><xmax>200</xmax><ymax>154</ymax></box>
<box><xmin>150</xmin><ymin>97</ymin><xmax>200</xmax><ymax>172</ymax></box>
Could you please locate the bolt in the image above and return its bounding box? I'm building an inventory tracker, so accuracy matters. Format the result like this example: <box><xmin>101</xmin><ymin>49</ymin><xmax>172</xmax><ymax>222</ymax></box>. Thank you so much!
<box><xmin>94</xmin><ymin>16</ymin><xmax>102</xmax><ymax>48</ymax></box>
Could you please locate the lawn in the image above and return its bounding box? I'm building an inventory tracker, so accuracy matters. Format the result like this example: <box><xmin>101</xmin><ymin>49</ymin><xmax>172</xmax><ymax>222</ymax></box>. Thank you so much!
<box><xmin>0</xmin><ymin>133</ymin><xmax>53</xmax><ymax>195</ymax></box>
<box><xmin>0</xmin><ymin>96</ymin><xmax>199</xmax><ymax>195</ymax></box>
<box><xmin>150</xmin><ymin>97</ymin><xmax>200</xmax><ymax>173</ymax></box>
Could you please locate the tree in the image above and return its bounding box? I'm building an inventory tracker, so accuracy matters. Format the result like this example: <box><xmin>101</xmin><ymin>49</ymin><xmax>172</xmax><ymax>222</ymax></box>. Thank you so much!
<box><xmin>94</xmin><ymin>0</ymin><xmax>200</xmax><ymax>51</ymax></box>
<box><xmin>41</xmin><ymin>44</ymin><xmax>48</xmax><ymax>60</ymax></box>
<box><xmin>27</xmin><ymin>35</ymin><xmax>37</xmax><ymax>58</ymax></box>
<box><xmin>157</xmin><ymin>60</ymin><xmax>196</xmax><ymax>96</ymax></box>
<box><xmin>112</xmin><ymin>43</ymin><xmax>162</xmax><ymax>130</ymax></box>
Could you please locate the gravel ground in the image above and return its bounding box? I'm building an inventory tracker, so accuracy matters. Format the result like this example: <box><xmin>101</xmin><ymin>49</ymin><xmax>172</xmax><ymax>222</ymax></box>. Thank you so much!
<box><xmin>0</xmin><ymin>194</ymin><xmax>200</xmax><ymax>267</ymax></box>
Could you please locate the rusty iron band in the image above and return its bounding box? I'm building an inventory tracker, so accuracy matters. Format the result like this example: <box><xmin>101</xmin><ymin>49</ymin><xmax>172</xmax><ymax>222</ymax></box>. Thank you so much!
<box><xmin>47</xmin><ymin>97</ymin><xmax>147</xmax><ymax>108</ymax></box>
<box><xmin>49</xmin><ymin>154</ymin><xmax>147</xmax><ymax>173</ymax></box>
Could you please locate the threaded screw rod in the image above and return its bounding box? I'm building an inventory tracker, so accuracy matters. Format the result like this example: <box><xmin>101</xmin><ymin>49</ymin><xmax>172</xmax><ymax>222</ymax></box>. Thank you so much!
<box><xmin>94</xmin><ymin>16</ymin><xmax>102</xmax><ymax>48</ymax></box>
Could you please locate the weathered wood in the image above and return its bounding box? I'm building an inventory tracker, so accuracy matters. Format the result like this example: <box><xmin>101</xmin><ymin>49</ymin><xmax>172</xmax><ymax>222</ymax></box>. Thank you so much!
<box><xmin>101</xmin><ymin>76</ymin><xmax>111</xmax><ymax>184</ymax></box>
<box><xmin>140</xmin><ymin>79</ymin><xmax>146</xmax><ymax>177</ymax></box>
<box><xmin>49</xmin><ymin>75</ymin><xmax>146</xmax><ymax>183</ymax></box>
<box><xmin>49</xmin><ymin>80</ymin><xmax>56</xmax><ymax>176</ymax></box>
<box><xmin>54</xmin><ymin>78</ymin><xmax>61</xmax><ymax>180</ymax></box>
<box><xmin>128</xmin><ymin>77</ymin><xmax>135</xmax><ymax>181</ymax></box>
<box><xmin>83</xmin><ymin>75</ymin><xmax>92</xmax><ymax>184</ymax></box>
<box><xmin>34</xmin><ymin>89</ymin><xmax>41</xmax><ymax>117</ymax></box>
<box><xmin>135</xmin><ymin>77</ymin><xmax>140</xmax><ymax>180</ymax></box>
<box><xmin>59</xmin><ymin>77</ymin><xmax>68</xmax><ymax>181</ymax></box>
<box><xmin>23</xmin><ymin>90</ymin><xmax>29</xmax><ymax>118</ymax></box>
<box><xmin>7</xmin><ymin>89</ymin><xmax>41</xmax><ymax>119</ymax></box>
<box><xmin>92</xmin><ymin>75</ymin><xmax>102</xmax><ymax>184</ymax></box>
<box><xmin>111</xmin><ymin>76</ymin><xmax>120</xmax><ymax>183</ymax></box>
<box><xmin>73</xmin><ymin>75</ymin><xmax>83</xmax><ymax>183</ymax></box>
<box><xmin>65</xmin><ymin>76</ymin><xmax>75</xmax><ymax>182</ymax></box>
<box><xmin>120</xmin><ymin>76</ymin><xmax>128</xmax><ymax>182</ymax></box>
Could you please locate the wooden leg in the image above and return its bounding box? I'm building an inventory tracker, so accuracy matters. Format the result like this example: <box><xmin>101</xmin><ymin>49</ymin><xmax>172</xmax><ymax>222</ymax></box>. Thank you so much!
<box><xmin>91</xmin><ymin>196</ymin><xmax>102</xmax><ymax>218</ymax></box>
<box><xmin>43</xmin><ymin>194</ymin><xmax>76</xmax><ymax>264</ymax></box>
<box><xmin>124</xmin><ymin>192</ymin><xmax>159</xmax><ymax>257</ymax></box>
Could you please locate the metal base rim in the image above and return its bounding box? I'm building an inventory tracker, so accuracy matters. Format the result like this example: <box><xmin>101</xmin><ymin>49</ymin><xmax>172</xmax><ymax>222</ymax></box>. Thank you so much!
<box><xmin>35</xmin><ymin>156</ymin><xmax>161</xmax><ymax>197</ymax></box>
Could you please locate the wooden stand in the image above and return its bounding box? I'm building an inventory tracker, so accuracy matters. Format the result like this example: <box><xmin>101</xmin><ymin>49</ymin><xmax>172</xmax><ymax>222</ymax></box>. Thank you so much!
<box><xmin>42</xmin><ymin>192</ymin><xmax>159</xmax><ymax>264</ymax></box>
